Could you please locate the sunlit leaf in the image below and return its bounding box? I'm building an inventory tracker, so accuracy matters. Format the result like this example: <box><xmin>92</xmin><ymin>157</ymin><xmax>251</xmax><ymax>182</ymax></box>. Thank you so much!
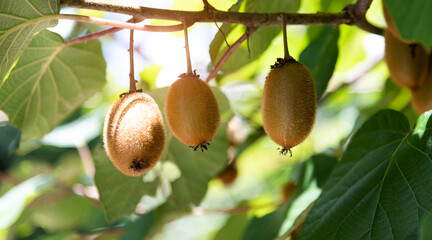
<box><xmin>384</xmin><ymin>0</ymin><xmax>432</xmax><ymax>50</ymax></box>
<box><xmin>300</xmin><ymin>110</ymin><xmax>432</xmax><ymax>239</ymax></box>
<box><xmin>0</xmin><ymin>174</ymin><xmax>54</xmax><ymax>229</ymax></box>
<box><xmin>0</xmin><ymin>30</ymin><xmax>106</xmax><ymax>139</ymax></box>
<box><xmin>0</xmin><ymin>0</ymin><xmax>59</xmax><ymax>81</ymax></box>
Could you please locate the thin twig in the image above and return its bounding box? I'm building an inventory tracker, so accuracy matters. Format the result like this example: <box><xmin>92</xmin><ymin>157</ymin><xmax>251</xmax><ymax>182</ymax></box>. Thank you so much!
<box><xmin>214</xmin><ymin>22</ymin><xmax>230</xmax><ymax>48</ymax></box>
<box><xmin>64</xmin><ymin>17</ymin><xmax>136</xmax><ymax>46</ymax></box>
<box><xmin>205</xmin><ymin>27</ymin><xmax>257</xmax><ymax>82</ymax></box>
<box><xmin>202</xmin><ymin>0</ymin><xmax>215</xmax><ymax>10</ymax></box>
<box><xmin>55</xmin><ymin>14</ymin><xmax>193</xmax><ymax>32</ymax></box>
<box><xmin>183</xmin><ymin>21</ymin><xmax>193</xmax><ymax>74</ymax></box>
<box><xmin>281</xmin><ymin>13</ymin><xmax>289</xmax><ymax>59</ymax></box>
<box><xmin>129</xmin><ymin>28</ymin><xmax>136</xmax><ymax>92</ymax></box>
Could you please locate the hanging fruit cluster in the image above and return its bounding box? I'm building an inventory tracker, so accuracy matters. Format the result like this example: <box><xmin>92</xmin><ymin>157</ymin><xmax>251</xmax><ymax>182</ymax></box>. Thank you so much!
<box><xmin>102</xmin><ymin>18</ymin><xmax>317</xmax><ymax>176</ymax></box>
<box><xmin>383</xmin><ymin>1</ymin><xmax>432</xmax><ymax>114</ymax></box>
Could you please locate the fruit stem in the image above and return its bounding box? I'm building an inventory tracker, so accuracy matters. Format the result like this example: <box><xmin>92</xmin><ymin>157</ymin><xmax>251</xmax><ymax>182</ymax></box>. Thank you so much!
<box><xmin>129</xmin><ymin>28</ymin><xmax>136</xmax><ymax>92</ymax></box>
<box><xmin>183</xmin><ymin>21</ymin><xmax>193</xmax><ymax>74</ymax></box>
<box><xmin>281</xmin><ymin>13</ymin><xmax>290</xmax><ymax>59</ymax></box>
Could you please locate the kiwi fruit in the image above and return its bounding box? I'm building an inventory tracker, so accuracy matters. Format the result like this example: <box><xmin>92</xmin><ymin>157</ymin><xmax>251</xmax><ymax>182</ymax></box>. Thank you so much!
<box><xmin>217</xmin><ymin>162</ymin><xmax>238</xmax><ymax>185</ymax></box>
<box><xmin>281</xmin><ymin>182</ymin><xmax>296</xmax><ymax>202</ymax></box>
<box><xmin>103</xmin><ymin>92</ymin><xmax>165</xmax><ymax>176</ymax></box>
<box><xmin>165</xmin><ymin>72</ymin><xmax>220</xmax><ymax>151</ymax></box>
<box><xmin>384</xmin><ymin>29</ymin><xmax>428</xmax><ymax>89</ymax></box>
<box><xmin>411</xmin><ymin>59</ymin><xmax>432</xmax><ymax>114</ymax></box>
<box><xmin>261</xmin><ymin>58</ymin><xmax>316</xmax><ymax>155</ymax></box>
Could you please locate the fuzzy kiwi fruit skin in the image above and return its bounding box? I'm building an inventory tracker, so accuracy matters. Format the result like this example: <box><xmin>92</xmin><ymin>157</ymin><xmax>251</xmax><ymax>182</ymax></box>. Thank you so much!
<box><xmin>165</xmin><ymin>74</ymin><xmax>220</xmax><ymax>149</ymax></box>
<box><xmin>103</xmin><ymin>92</ymin><xmax>165</xmax><ymax>176</ymax></box>
<box><xmin>261</xmin><ymin>58</ymin><xmax>316</xmax><ymax>153</ymax></box>
<box><xmin>384</xmin><ymin>29</ymin><xmax>429</xmax><ymax>89</ymax></box>
<box><xmin>217</xmin><ymin>163</ymin><xmax>238</xmax><ymax>185</ymax></box>
<box><xmin>411</xmin><ymin>61</ymin><xmax>432</xmax><ymax>114</ymax></box>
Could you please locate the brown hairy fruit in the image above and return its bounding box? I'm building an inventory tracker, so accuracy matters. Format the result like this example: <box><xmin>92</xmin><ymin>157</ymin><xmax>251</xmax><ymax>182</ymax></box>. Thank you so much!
<box><xmin>165</xmin><ymin>73</ymin><xmax>220</xmax><ymax>150</ymax></box>
<box><xmin>262</xmin><ymin>58</ymin><xmax>317</xmax><ymax>155</ymax></box>
<box><xmin>411</xmin><ymin>62</ymin><xmax>432</xmax><ymax>114</ymax></box>
<box><xmin>217</xmin><ymin>163</ymin><xmax>238</xmax><ymax>185</ymax></box>
<box><xmin>281</xmin><ymin>182</ymin><xmax>297</xmax><ymax>202</ymax></box>
<box><xmin>384</xmin><ymin>29</ymin><xmax>428</xmax><ymax>89</ymax></box>
<box><xmin>103</xmin><ymin>92</ymin><xmax>165</xmax><ymax>176</ymax></box>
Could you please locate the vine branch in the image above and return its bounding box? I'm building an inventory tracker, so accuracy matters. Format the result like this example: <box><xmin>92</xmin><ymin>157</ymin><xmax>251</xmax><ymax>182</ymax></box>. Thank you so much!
<box><xmin>60</xmin><ymin>0</ymin><xmax>382</xmax><ymax>35</ymax></box>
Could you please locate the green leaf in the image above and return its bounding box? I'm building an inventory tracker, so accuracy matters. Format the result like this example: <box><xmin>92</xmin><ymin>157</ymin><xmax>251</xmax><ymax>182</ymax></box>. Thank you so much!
<box><xmin>209</xmin><ymin>0</ymin><xmax>300</xmax><ymax>74</ymax></box>
<box><xmin>242</xmin><ymin>203</ymin><xmax>290</xmax><ymax>240</ymax></box>
<box><xmin>214</xmin><ymin>213</ymin><xmax>249</xmax><ymax>240</ymax></box>
<box><xmin>299</xmin><ymin>26</ymin><xmax>339</xmax><ymax>99</ymax></box>
<box><xmin>0</xmin><ymin>174</ymin><xmax>54</xmax><ymax>229</ymax></box>
<box><xmin>300</xmin><ymin>109</ymin><xmax>432</xmax><ymax>240</ymax></box>
<box><xmin>419</xmin><ymin>213</ymin><xmax>432</xmax><ymax>240</ymax></box>
<box><xmin>244</xmin><ymin>0</ymin><xmax>300</xmax><ymax>13</ymax></box>
<box><xmin>0</xmin><ymin>123</ymin><xmax>21</xmax><ymax>162</ymax></box>
<box><xmin>121</xmin><ymin>210</ymin><xmax>156</xmax><ymax>240</ymax></box>
<box><xmin>29</xmin><ymin>195</ymin><xmax>107</xmax><ymax>232</ymax></box>
<box><xmin>93</xmin><ymin>146</ymin><xmax>157</xmax><ymax>223</ymax></box>
<box><xmin>311</xmin><ymin>154</ymin><xmax>338</xmax><ymax>188</ymax></box>
<box><xmin>0</xmin><ymin>0</ymin><xmax>60</xmax><ymax>81</ymax></box>
<box><xmin>384</xmin><ymin>0</ymin><xmax>432</xmax><ymax>49</ymax></box>
<box><xmin>0</xmin><ymin>30</ymin><xmax>106</xmax><ymax>139</ymax></box>
<box><xmin>241</xmin><ymin>152</ymin><xmax>329</xmax><ymax>240</ymax></box>
<box><xmin>147</xmin><ymin>86</ymin><xmax>232</xmax><ymax>209</ymax></box>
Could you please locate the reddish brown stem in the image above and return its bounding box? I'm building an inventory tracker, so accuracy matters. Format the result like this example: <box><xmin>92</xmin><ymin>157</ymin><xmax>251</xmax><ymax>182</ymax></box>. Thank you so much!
<box><xmin>65</xmin><ymin>17</ymin><xmax>137</xmax><ymax>46</ymax></box>
<box><xmin>206</xmin><ymin>27</ymin><xmax>257</xmax><ymax>83</ymax></box>
<box><xmin>57</xmin><ymin>14</ymin><xmax>193</xmax><ymax>32</ymax></box>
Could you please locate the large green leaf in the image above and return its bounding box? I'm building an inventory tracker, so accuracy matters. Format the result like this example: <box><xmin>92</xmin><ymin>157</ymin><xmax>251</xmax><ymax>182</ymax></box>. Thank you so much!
<box><xmin>94</xmin><ymin>86</ymin><xmax>232</xmax><ymax>221</ymax></box>
<box><xmin>300</xmin><ymin>110</ymin><xmax>432</xmax><ymax>240</ymax></box>
<box><xmin>0</xmin><ymin>0</ymin><xmax>59</xmax><ymax>81</ymax></box>
<box><xmin>384</xmin><ymin>0</ymin><xmax>432</xmax><ymax>50</ymax></box>
<box><xmin>0</xmin><ymin>30</ymin><xmax>106</xmax><ymax>139</ymax></box>
<box><xmin>299</xmin><ymin>26</ymin><xmax>339</xmax><ymax>99</ymax></box>
<box><xmin>209</xmin><ymin>0</ymin><xmax>300</xmax><ymax>74</ymax></box>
